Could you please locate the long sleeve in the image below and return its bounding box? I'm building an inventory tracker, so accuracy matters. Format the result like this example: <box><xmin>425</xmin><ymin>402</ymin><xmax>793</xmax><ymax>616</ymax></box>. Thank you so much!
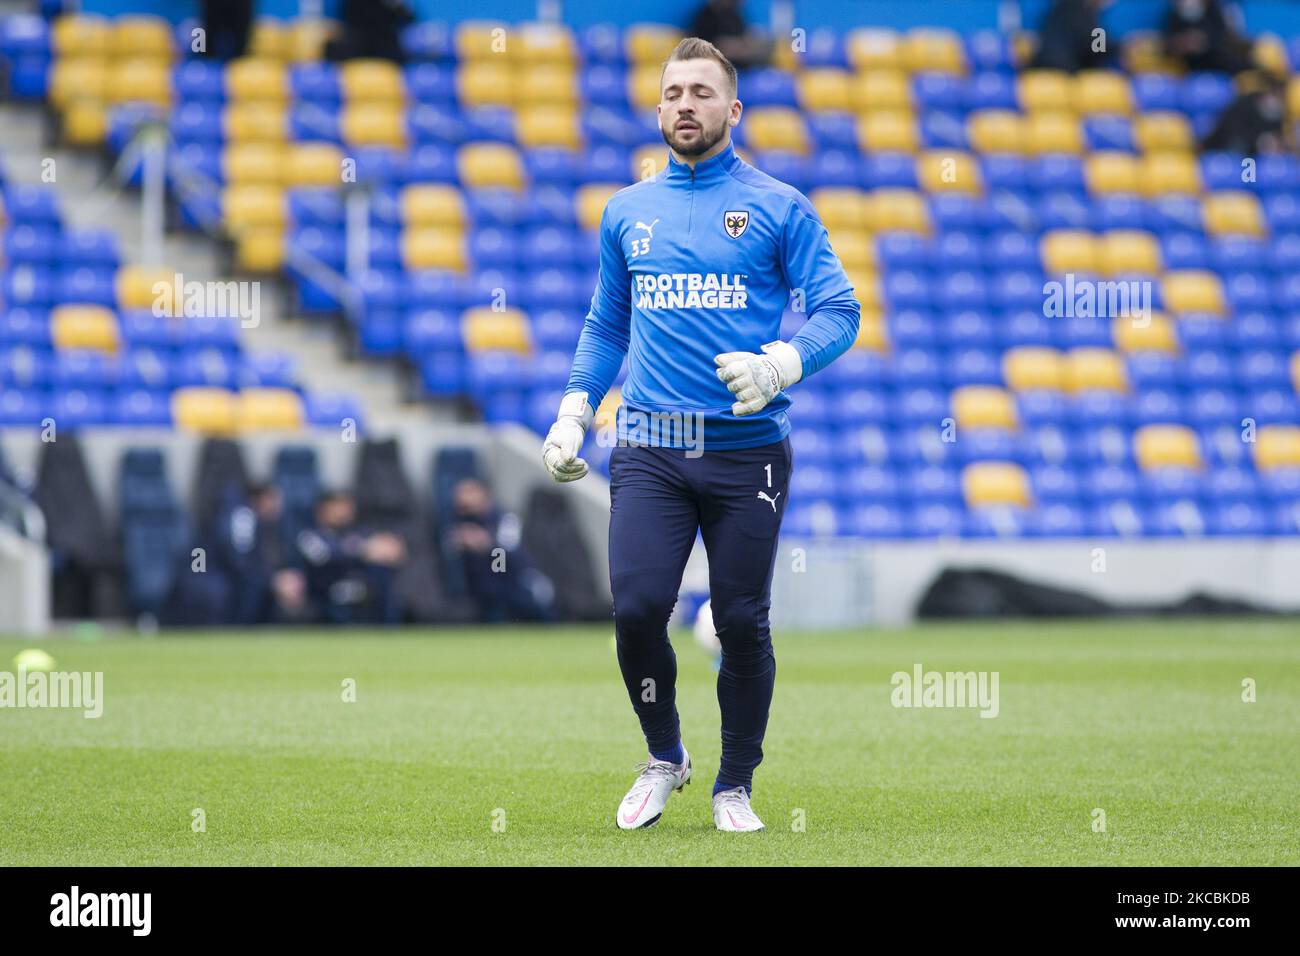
<box><xmin>778</xmin><ymin>199</ymin><xmax>861</xmax><ymax>380</ymax></box>
<box><xmin>564</xmin><ymin>203</ymin><xmax>632</xmax><ymax>409</ymax></box>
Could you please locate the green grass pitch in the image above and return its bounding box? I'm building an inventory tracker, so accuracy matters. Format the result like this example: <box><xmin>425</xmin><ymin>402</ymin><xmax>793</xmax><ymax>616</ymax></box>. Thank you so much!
<box><xmin>1</xmin><ymin>619</ymin><xmax>1296</xmax><ymax>866</ymax></box>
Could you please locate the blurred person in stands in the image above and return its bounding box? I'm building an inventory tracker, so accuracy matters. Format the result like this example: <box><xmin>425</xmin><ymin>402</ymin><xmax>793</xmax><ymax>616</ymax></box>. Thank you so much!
<box><xmin>688</xmin><ymin>0</ymin><xmax>772</xmax><ymax>71</ymax></box>
<box><xmin>1030</xmin><ymin>0</ymin><xmax>1117</xmax><ymax>72</ymax></box>
<box><xmin>200</xmin><ymin>0</ymin><xmax>252</xmax><ymax>61</ymax></box>
<box><xmin>324</xmin><ymin>0</ymin><xmax>414</xmax><ymax>63</ymax></box>
<box><xmin>1202</xmin><ymin>70</ymin><xmax>1292</xmax><ymax>154</ymax></box>
<box><xmin>446</xmin><ymin>478</ymin><xmax>557</xmax><ymax>623</ymax></box>
<box><xmin>1162</xmin><ymin>0</ymin><xmax>1254</xmax><ymax>74</ymax></box>
<box><xmin>295</xmin><ymin>490</ymin><xmax>407</xmax><ymax>625</ymax></box>
<box><xmin>206</xmin><ymin>482</ymin><xmax>313</xmax><ymax>625</ymax></box>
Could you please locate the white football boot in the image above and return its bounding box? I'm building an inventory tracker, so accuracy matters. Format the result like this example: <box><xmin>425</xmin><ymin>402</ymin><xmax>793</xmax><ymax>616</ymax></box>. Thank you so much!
<box><xmin>712</xmin><ymin>786</ymin><xmax>765</xmax><ymax>832</ymax></box>
<box><xmin>614</xmin><ymin>751</ymin><xmax>691</xmax><ymax>830</ymax></box>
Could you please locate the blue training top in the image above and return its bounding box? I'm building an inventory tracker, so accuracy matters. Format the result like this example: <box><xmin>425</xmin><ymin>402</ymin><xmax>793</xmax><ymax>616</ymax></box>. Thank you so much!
<box><xmin>564</xmin><ymin>140</ymin><xmax>861</xmax><ymax>450</ymax></box>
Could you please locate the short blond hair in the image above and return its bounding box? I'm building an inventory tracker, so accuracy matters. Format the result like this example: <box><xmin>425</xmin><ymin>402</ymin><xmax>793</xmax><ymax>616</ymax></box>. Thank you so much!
<box><xmin>661</xmin><ymin>37</ymin><xmax>738</xmax><ymax>99</ymax></box>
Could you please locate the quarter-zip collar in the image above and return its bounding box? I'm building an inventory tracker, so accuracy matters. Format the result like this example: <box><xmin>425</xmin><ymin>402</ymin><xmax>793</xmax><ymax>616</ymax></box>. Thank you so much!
<box><xmin>664</xmin><ymin>140</ymin><xmax>741</xmax><ymax>185</ymax></box>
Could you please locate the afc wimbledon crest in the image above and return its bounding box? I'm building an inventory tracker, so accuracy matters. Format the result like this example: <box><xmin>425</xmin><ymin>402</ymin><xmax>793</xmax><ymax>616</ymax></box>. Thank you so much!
<box><xmin>724</xmin><ymin>210</ymin><xmax>749</xmax><ymax>238</ymax></box>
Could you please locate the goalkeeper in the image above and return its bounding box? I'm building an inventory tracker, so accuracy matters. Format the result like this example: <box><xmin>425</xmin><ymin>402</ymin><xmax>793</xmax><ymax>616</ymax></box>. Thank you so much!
<box><xmin>542</xmin><ymin>37</ymin><xmax>860</xmax><ymax>832</ymax></box>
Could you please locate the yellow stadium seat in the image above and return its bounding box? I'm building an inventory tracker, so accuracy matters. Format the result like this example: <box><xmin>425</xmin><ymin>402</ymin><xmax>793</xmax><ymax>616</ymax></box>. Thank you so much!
<box><xmin>854</xmin><ymin>310</ymin><xmax>888</xmax><ymax>352</ymax></box>
<box><xmin>107</xmin><ymin>60</ymin><xmax>172</xmax><ymax>106</ymax></box>
<box><xmin>1133</xmin><ymin>111</ymin><xmax>1194</xmax><ymax>152</ymax></box>
<box><xmin>51</xmin><ymin>305</ymin><xmax>118</xmax><ymax>353</ymax></box>
<box><xmin>248</xmin><ymin>18</ymin><xmax>290</xmax><ymax>59</ymax></box>
<box><xmin>1252</xmin><ymin>35</ymin><xmax>1290</xmax><ymax>75</ymax></box>
<box><xmin>900</xmin><ymin>28</ymin><xmax>965</xmax><ymax>74</ymax></box>
<box><xmin>288</xmin><ymin>19</ymin><xmax>335</xmax><ymax>62</ymax></box>
<box><xmin>1012</xmin><ymin>33</ymin><xmax>1036</xmax><ymax>68</ymax></box>
<box><xmin>1134</xmin><ymin>424</ymin><xmax>1201</xmax><ymax>470</ymax></box>
<box><xmin>595</xmin><ymin>388</ymin><xmax>622</xmax><ymax>433</ymax></box>
<box><xmin>810</xmin><ymin>188</ymin><xmax>868</xmax><ymax>232</ymax></box>
<box><xmin>1073</xmin><ymin>70</ymin><xmax>1133</xmax><ymax>115</ymax></box>
<box><xmin>852</xmin><ymin>69</ymin><xmax>911</xmax><ymax>111</ymax></box>
<box><xmin>235</xmin><ymin>228</ymin><xmax>284</xmax><ymax>273</ymax></box>
<box><xmin>340</xmin><ymin>104</ymin><xmax>406</xmax><ymax>148</ymax></box>
<box><xmin>48</xmin><ymin>59</ymin><xmax>107</xmax><ymax>111</ymax></box>
<box><xmin>455</xmin><ymin>20</ymin><xmax>508</xmax><ymax>60</ymax></box>
<box><xmin>1041</xmin><ymin>231</ymin><xmax>1099</xmax><ymax>274</ymax></box>
<box><xmin>857</xmin><ymin>111</ymin><xmax>918</xmax><ymax>153</ymax></box>
<box><xmin>457</xmin><ymin>142</ymin><xmax>523</xmax><ymax>190</ymax></box>
<box><xmin>1025</xmin><ymin>113</ymin><xmax>1082</xmax><ymax>154</ymax></box>
<box><xmin>745</xmin><ymin>108</ymin><xmax>809</xmax><ymax>154</ymax></box>
<box><xmin>172</xmin><ymin>388</ymin><xmax>238</xmax><ymax>434</ymax></box>
<box><xmin>1003</xmin><ymin>347</ymin><xmax>1064</xmax><ymax>392</ymax></box>
<box><xmin>1254</xmin><ymin>425</ymin><xmax>1300</xmax><ymax>470</ymax></box>
<box><xmin>1065</xmin><ymin>348</ymin><xmax>1128</xmax><ymax>392</ymax></box>
<box><xmin>341</xmin><ymin>59</ymin><xmax>406</xmax><ymax>103</ymax></box>
<box><xmin>628</xmin><ymin>64</ymin><xmax>663</xmax><ymax>110</ymax></box>
<box><xmin>514</xmin><ymin>66</ymin><xmax>578</xmax><ymax>106</ymax></box>
<box><xmin>845</xmin><ymin>28</ymin><xmax>900</xmax><ymax>71</ymax></box>
<box><xmin>463</xmin><ymin>307</ymin><xmax>531</xmax><ymax>353</ymax></box>
<box><xmin>1123</xmin><ymin>32</ymin><xmax>1182</xmax><ymax>74</ymax></box>
<box><xmin>458</xmin><ymin>62</ymin><xmax>514</xmax><ymax>107</ymax></box>
<box><xmin>917</xmin><ymin>151</ymin><xmax>981</xmax><ymax>193</ymax></box>
<box><xmin>238</xmin><ymin>388</ymin><xmax>303</xmax><ymax>430</ymax></box>
<box><xmin>577</xmin><ymin>183</ymin><xmax>622</xmax><ymax>230</ymax></box>
<box><xmin>63</xmin><ymin>102</ymin><xmax>108</xmax><ymax>146</ymax></box>
<box><xmin>223</xmin><ymin>185</ymin><xmax>286</xmax><ymax>232</ymax></box>
<box><xmin>517</xmin><ymin>22</ymin><xmax>575</xmax><ymax>65</ymax></box>
<box><xmin>952</xmin><ymin>385</ymin><xmax>1018</xmax><ymax>430</ymax></box>
<box><xmin>625</xmin><ymin>24</ymin><xmax>680</xmax><ymax>64</ymax></box>
<box><xmin>1139</xmin><ymin>153</ymin><xmax>1200</xmax><ymax>196</ymax></box>
<box><xmin>847</xmin><ymin>271</ymin><xmax>881</xmax><ymax>312</ymax></box>
<box><xmin>862</xmin><ymin>189</ymin><xmax>929</xmax><ymax>234</ymax></box>
<box><xmin>966</xmin><ymin>110</ymin><xmax>1025</xmax><ymax>154</ymax></box>
<box><xmin>51</xmin><ymin>15</ymin><xmax>110</xmax><ymax>58</ymax></box>
<box><xmin>223</xmin><ymin>103</ymin><xmax>287</xmax><ymax>142</ymax></box>
<box><xmin>224</xmin><ymin>143</ymin><xmax>283</xmax><ymax>186</ymax></box>
<box><xmin>1203</xmin><ymin>192</ymin><xmax>1266</xmax><ymax>237</ymax></box>
<box><xmin>962</xmin><ymin>462</ymin><xmax>1031</xmax><ymax>508</ymax></box>
<box><xmin>1099</xmin><ymin>230</ymin><xmax>1161</xmax><ymax>275</ymax></box>
<box><xmin>401</xmin><ymin>228</ymin><xmax>466</xmax><ymax>272</ymax></box>
<box><xmin>286</xmin><ymin>143</ymin><xmax>344</xmax><ymax>187</ymax></box>
<box><xmin>111</xmin><ymin>15</ymin><xmax>173</xmax><ymax>59</ymax></box>
<box><xmin>631</xmin><ymin>145</ymin><xmax>667</xmax><ymax>181</ymax></box>
<box><xmin>116</xmin><ymin>266</ymin><xmax>177</xmax><ymax>313</ymax></box>
<box><xmin>1293</xmin><ymin>352</ymin><xmax>1300</xmax><ymax>395</ymax></box>
<box><xmin>798</xmin><ymin>70</ymin><xmax>853</xmax><ymax>112</ymax></box>
<box><xmin>1162</xmin><ymin>271</ymin><xmax>1225</xmax><ymax>315</ymax></box>
<box><xmin>1289</xmin><ymin>77</ymin><xmax>1300</xmax><ymax>119</ymax></box>
<box><xmin>1018</xmin><ymin>70</ymin><xmax>1071</xmax><ymax>112</ymax></box>
<box><xmin>516</xmin><ymin>107</ymin><xmax>579</xmax><ymax>148</ymax></box>
<box><xmin>1113</xmin><ymin>312</ymin><xmax>1177</xmax><ymax>353</ymax></box>
<box><xmin>1085</xmin><ymin>152</ymin><xmax>1141</xmax><ymax>194</ymax></box>
<box><xmin>827</xmin><ymin>229</ymin><xmax>875</xmax><ymax>272</ymax></box>
<box><xmin>401</xmin><ymin>184</ymin><xmax>465</xmax><ymax>228</ymax></box>
<box><xmin>225</xmin><ymin>58</ymin><xmax>287</xmax><ymax>102</ymax></box>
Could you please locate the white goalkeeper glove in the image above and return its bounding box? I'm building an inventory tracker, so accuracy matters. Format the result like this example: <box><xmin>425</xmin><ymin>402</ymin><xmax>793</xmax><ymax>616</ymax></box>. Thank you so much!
<box><xmin>542</xmin><ymin>391</ymin><xmax>595</xmax><ymax>482</ymax></box>
<box><xmin>714</xmin><ymin>341</ymin><xmax>803</xmax><ymax>417</ymax></box>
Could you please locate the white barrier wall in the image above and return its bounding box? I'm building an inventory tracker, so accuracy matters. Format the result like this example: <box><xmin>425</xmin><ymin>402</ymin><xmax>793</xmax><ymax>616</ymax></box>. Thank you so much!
<box><xmin>4</xmin><ymin>426</ymin><xmax>1299</xmax><ymax>631</ymax></box>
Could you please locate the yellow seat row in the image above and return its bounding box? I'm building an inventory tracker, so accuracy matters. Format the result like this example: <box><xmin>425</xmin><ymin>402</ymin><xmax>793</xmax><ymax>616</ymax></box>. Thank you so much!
<box><xmin>173</xmin><ymin>387</ymin><xmax>304</xmax><ymax>433</ymax></box>
<box><xmin>225</xmin><ymin>57</ymin><xmax>406</xmax><ymax>103</ymax></box>
<box><xmin>454</xmin><ymin>21</ymin><xmax>674</xmax><ymax>65</ymax></box>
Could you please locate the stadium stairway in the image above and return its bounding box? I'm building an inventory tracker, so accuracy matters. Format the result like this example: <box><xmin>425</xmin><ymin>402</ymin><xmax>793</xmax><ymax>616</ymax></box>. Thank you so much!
<box><xmin>0</xmin><ymin>95</ymin><xmax>449</xmax><ymax>433</ymax></box>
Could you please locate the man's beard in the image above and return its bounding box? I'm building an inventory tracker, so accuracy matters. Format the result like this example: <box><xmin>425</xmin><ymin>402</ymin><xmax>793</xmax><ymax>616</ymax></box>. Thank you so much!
<box><xmin>662</xmin><ymin>117</ymin><xmax>727</xmax><ymax>157</ymax></box>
